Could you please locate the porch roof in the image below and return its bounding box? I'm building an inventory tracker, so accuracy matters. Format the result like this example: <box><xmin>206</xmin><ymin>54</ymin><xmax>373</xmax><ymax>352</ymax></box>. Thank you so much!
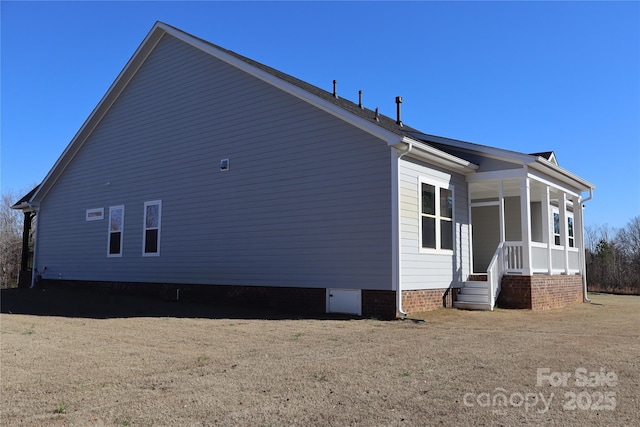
<box><xmin>404</xmin><ymin>131</ymin><xmax>594</xmax><ymax>193</ymax></box>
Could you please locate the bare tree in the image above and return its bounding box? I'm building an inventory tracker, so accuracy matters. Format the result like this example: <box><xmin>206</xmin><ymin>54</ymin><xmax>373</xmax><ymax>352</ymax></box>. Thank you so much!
<box><xmin>0</xmin><ymin>191</ymin><xmax>24</xmax><ymax>288</ymax></box>
<box><xmin>586</xmin><ymin>216</ymin><xmax>640</xmax><ymax>295</ymax></box>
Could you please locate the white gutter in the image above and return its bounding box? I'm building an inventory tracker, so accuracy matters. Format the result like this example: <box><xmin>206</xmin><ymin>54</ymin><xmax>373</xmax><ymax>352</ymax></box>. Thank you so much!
<box><xmin>395</xmin><ymin>142</ymin><xmax>413</xmax><ymax>317</ymax></box>
<box><xmin>580</xmin><ymin>188</ymin><xmax>594</xmax><ymax>303</ymax></box>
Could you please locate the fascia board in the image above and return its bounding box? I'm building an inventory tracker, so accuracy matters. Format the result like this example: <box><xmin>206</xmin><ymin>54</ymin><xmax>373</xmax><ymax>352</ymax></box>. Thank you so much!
<box><xmin>394</xmin><ymin>137</ymin><xmax>479</xmax><ymax>173</ymax></box>
<box><xmin>529</xmin><ymin>159</ymin><xmax>595</xmax><ymax>192</ymax></box>
<box><xmin>528</xmin><ymin>169</ymin><xmax>581</xmax><ymax>199</ymax></box>
<box><xmin>31</xmin><ymin>23</ymin><xmax>167</xmax><ymax>203</ymax></box>
<box><xmin>159</xmin><ymin>23</ymin><xmax>403</xmax><ymax>146</ymax></box>
<box><xmin>406</xmin><ymin>132</ymin><xmax>535</xmax><ymax>165</ymax></box>
<box><xmin>465</xmin><ymin>168</ymin><xmax>527</xmax><ymax>183</ymax></box>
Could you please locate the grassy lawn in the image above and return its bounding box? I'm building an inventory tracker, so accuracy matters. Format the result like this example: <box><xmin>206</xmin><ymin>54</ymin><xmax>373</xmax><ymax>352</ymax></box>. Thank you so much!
<box><xmin>1</xmin><ymin>290</ymin><xmax>638</xmax><ymax>426</ymax></box>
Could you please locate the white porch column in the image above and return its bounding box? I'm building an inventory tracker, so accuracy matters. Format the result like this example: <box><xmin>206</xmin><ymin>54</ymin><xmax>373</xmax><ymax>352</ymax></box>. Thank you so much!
<box><xmin>520</xmin><ymin>177</ymin><xmax>532</xmax><ymax>275</ymax></box>
<box><xmin>541</xmin><ymin>185</ymin><xmax>552</xmax><ymax>274</ymax></box>
<box><xmin>498</xmin><ymin>180</ymin><xmax>506</xmax><ymax>243</ymax></box>
<box><xmin>560</xmin><ymin>193</ymin><xmax>569</xmax><ymax>274</ymax></box>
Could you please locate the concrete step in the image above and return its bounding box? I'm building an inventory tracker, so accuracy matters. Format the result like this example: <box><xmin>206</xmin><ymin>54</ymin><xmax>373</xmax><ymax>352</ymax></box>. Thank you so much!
<box><xmin>463</xmin><ymin>281</ymin><xmax>488</xmax><ymax>288</ymax></box>
<box><xmin>459</xmin><ymin>287</ymin><xmax>487</xmax><ymax>296</ymax></box>
<box><xmin>453</xmin><ymin>301</ymin><xmax>491</xmax><ymax>311</ymax></box>
<box><xmin>456</xmin><ymin>294</ymin><xmax>489</xmax><ymax>303</ymax></box>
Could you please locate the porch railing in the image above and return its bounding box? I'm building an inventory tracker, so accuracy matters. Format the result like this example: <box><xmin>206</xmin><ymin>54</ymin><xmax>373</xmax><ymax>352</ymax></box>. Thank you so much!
<box><xmin>531</xmin><ymin>242</ymin><xmax>581</xmax><ymax>274</ymax></box>
<box><xmin>486</xmin><ymin>241</ymin><xmax>524</xmax><ymax>310</ymax></box>
<box><xmin>487</xmin><ymin>243</ymin><xmax>504</xmax><ymax>311</ymax></box>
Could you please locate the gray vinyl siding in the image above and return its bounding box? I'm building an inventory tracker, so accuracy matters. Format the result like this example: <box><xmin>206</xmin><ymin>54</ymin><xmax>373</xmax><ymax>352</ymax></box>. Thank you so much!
<box><xmin>399</xmin><ymin>157</ymin><xmax>470</xmax><ymax>290</ymax></box>
<box><xmin>36</xmin><ymin>34</ymin><xmax>393</xmax><ymax>290</ymax></box>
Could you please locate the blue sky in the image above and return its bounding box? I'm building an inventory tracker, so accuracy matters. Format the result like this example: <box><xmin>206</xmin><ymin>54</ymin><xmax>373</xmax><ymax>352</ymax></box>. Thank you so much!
<box><xmin>1</xmin><ymin>1</ymin><xmax>639</xmax><ymax>229</ymax></box>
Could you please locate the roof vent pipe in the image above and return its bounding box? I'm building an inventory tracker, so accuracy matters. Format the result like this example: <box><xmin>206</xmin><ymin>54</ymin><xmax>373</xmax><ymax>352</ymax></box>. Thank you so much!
<box><xmin>358</xmin><ymin>90</ymin><xmax>363</xmax><ymax>109</ymax></box>
<box><xmin>374</xmin><ymin>107</ymin><xmax>380</xmax><ymax>122</ymax></box>
<box><xmin>333</xmin><ymin>80</ymin><xmax>338</xmax><ymax>98</ymax></box>
<box><xmin>395</xmin><ymin>96</ymin><xmax>403</xmax><ymax>127</ymax></box>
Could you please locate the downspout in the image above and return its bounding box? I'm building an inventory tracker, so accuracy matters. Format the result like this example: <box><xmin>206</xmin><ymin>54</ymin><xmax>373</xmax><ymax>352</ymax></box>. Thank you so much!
<box><xmin>396</xmin><ymin>142</ymin><xmax>413</xmax><ymax>317</ymax></box>
<box><xmin>580</xmin><ymin>188</ymin><xmax>594</xmax><ymax>302</ymax></box>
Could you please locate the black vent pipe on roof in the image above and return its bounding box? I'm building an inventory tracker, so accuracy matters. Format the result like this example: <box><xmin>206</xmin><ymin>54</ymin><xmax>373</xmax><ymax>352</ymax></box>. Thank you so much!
<box><xmin>333</xmin><ymin>80</ymin><xmax>338</xmax><ymax>98</ymax></box>
<box><xmin>374</xmin><ymin>107</ymin><xmax>380</xmax><ymax>122</ymax></box>
<box><xmin>396</xmin><ymin>96</ymin><xmax>403</xmax><ymax>127</ymax></box>
<box><xmin>358</xmin><ymin>90</ymin><xmax>363</xmax><ymax>109</ymax></box>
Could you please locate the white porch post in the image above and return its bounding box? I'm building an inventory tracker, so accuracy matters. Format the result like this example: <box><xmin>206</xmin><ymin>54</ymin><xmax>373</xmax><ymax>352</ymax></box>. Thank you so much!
<box><xmin>498</xmin><ymin>180</ymin><xmax>506</xmax><ymax>243</ymax></box>
<box><xmin>520</xmin><ymin>177</ymin><xmax>532</xmax><ymax>275</ymax></box>
<box><xmin>541</xmin><ymin>185</ymin><xmax>552</xmax><ymax>274</ymax></box>
<box><xmin>560</xmin><ymin>193</ymin><xmax>569</xmax><ymax>274</ymax></box>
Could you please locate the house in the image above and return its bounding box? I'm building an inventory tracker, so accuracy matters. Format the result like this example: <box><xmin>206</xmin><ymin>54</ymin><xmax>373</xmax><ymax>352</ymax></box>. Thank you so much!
<box><xmin>13</xmin><ymin>22</ymin><xmax>595</xmax><ymax>318</ymax></box>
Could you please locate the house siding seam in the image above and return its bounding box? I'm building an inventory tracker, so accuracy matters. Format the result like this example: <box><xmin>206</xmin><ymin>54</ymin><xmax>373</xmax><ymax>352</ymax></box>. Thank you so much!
<box><xmin>35</xmin><ymin>33</ymin><xmax>393</xmax><ymax>291</ymax></box>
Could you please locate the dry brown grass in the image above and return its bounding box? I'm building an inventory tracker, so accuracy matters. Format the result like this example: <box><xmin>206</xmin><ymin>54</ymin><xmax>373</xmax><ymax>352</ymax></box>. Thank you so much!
<box><xmin>1</xmin><ymin>291</ymin><xmax>639</xmax><ymax>426</ymax></box>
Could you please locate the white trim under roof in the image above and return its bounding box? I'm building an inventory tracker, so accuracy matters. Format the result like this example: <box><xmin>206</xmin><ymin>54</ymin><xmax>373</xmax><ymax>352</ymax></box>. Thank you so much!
<box><xmin>393</xmin><ymin>137</ymin><xmax>479</xmax><ymax>173</ymax></box>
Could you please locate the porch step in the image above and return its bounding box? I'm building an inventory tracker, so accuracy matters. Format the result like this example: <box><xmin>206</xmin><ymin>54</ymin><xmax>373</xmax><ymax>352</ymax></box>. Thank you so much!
<box><xmin>453</xmin><ymin>281</ymin><xmax>491</xmax><ymax>310</ymax></box>
<box><xmin>453</xmin><ymin>301</ymin><xmax>492</xmax><ymax>311</ymax></box>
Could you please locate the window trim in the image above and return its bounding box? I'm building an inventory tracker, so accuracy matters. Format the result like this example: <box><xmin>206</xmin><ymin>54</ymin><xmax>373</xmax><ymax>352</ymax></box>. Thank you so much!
<box><xmin>551</xmin><ymin>207</ymin><xmax>574</xmax><ymax>248</ymax></box>
<box><xmin>143</xmin><ymin>200</ymin><xmax>162</xmax><ymax>257</ymax></box>
<box><xmin>418</xmin><ymin>177</ymin><xmax>455</xmax><ymax>254</ymax></box>
<box><xmin>86</xmin><ymin>207</ymin><xmax>104</xmax><ymax>221</ymax></box>
<box><xmin>107</xmin><ymin>205</ymin><xmax>124</xmax><ymax>257</ymax></box>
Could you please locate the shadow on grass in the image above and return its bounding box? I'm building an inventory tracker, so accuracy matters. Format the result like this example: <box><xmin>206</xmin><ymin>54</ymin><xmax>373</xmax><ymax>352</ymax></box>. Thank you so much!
<box><xmin>0</xmin><ymin>287</ymin><xmax>358</xmax><ymax>321</ymax></box>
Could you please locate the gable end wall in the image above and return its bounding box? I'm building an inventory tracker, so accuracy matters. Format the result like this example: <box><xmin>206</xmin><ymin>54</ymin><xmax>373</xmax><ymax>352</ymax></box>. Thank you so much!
<box><xmin>36</xmin><ymin>34</ymin><xmax>393</xmax><ymax>291</ymax></box>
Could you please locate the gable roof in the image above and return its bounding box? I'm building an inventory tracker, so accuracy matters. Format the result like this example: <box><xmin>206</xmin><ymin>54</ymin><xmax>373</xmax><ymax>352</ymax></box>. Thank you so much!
<box><xmin>406</xmin><ymin>131</ymin><xmax>594</xmax><ymax>191</ymax></box>
<box><xmin>12</xmin><ymin>185</ymin><xmax>40</xmax><ymax>211</ymax></box>
<box><xmin>530</xmin><ymin>151</ymin><xmax>558</xmax><ymax>165</ymax></box>
<box><xmin>20</xmin><ymin>22</ymin><xmax>592</xmax><ymax>206</ymax></box>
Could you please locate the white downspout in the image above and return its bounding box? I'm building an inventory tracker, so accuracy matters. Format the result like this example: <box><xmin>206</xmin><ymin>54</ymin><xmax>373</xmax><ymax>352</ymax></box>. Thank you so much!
<box><xmin>580</xmin><ymin>188</ymin><xmax>594</xmax><ymax>302</ymax></box>
<box><xmin>396</xmin><ymin>142</ymin><xmax>413</xmax><ymax>317</ymax></box>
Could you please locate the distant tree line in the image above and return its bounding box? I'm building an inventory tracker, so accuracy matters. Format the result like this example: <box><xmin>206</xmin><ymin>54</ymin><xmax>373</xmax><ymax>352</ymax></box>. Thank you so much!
<box><xmin>1</xmin><ymin>191</ymin><xmax>24</xmax><ymax>288</ymax></box>
<box><xmin>585</xmin><ymin>216</ymin><xmax>640</xmax><ymax>295</ymax></box>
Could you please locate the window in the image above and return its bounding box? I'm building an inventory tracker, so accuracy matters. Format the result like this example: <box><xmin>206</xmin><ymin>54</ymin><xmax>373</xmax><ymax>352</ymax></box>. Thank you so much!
<box><xmin>420</xmin><ymin>180</ymin><xmax>454</xmax><ymax>251</ymax></box>
<box><xmin>553</xmin><ymin>212</ymin><xmax>561</xmax><ymax>246</ymax></box>
<box><xmin>551</xmin><ymin>208</ymin><xmax>574</xmax><ymax>247</ymax></box>
<box><xmin>108</xmin><ymin>206</ymin><xmax>124</xmax><ymax>257</ymax></box>
<box><xmin>568</xmin><ymin>216</ymin><xmax>575</xmax><ymax>248</ymax></box>
<box><xmin>86</xmin><ymin>207</ymin><xmax>104</xmax><ymax>221</ymax></box>
<box><xmin>143</xmin><ymin>200</ymin><xmax>161</xmax><ymax>256</ymax></box>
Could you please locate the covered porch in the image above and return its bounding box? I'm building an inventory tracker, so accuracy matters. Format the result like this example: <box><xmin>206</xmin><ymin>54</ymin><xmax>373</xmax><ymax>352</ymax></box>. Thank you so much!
<box><xmin>456</xmin><ymin>167</ymin><xmax>591</xmax><ymax>310</ymax></box>
<box><xmin>470</xmin><ymin>175</ymin><xmax>585</xmax><ymax>276</ymax></box>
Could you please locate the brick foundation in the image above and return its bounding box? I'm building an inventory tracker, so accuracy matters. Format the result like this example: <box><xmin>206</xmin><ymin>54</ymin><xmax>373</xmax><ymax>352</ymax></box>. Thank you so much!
<box><xmin>401</xmin><ymin>288</ymin><xmax>457</xmax><ymax>314</ymax></box>
<box><xmin>39</xmin><ymin>280</ymin><xmax>326</xmax><ymax>315</ymax></box>
<box><xmin>38</xmin><ymin>280</ymin><xmax>459</xmax><ymax>319</ymax></box>
<box><xmin>497</xmin><ymin>275</ymin><xmax>583</xmax><ymax>310</ymax></box>
<box><xmin>361</xmin><ymin>290</ymin><xmax>396</xmax><ymax>320</ymax></box>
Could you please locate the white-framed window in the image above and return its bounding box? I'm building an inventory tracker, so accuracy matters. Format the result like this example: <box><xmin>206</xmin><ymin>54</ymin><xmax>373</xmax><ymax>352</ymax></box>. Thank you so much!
<box><xmin>551</xmin><ymin>207</ymin><xmax>574</xmax><ymax>247</ymax></box>
<box><xmin>419</xmin><ymin>179</ymin><xmax>454</xmax><ymax>252</ymax></box>
<box><xmin>86</xmin><ymin>207</ymin><xmax>104</xmax><ymax>221</ymax></box>
<box><xmin>143</xmin><ymin>200</ymin><xmax>161</xmax><ymax>256</ymax></box>
<box><xmin>553</xmin><ymin>211</ymin><xmax>561</xmax><ymax>246</ymax></box>
<box><xmin>108</xmin><ymin>205</ymin><xmax>124</xmax><ymax>257</ymax></box>
<box><xmin>567</xmin><ymin>216</ymin><xmax>575</xmax><ymax>248</ymax></box>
